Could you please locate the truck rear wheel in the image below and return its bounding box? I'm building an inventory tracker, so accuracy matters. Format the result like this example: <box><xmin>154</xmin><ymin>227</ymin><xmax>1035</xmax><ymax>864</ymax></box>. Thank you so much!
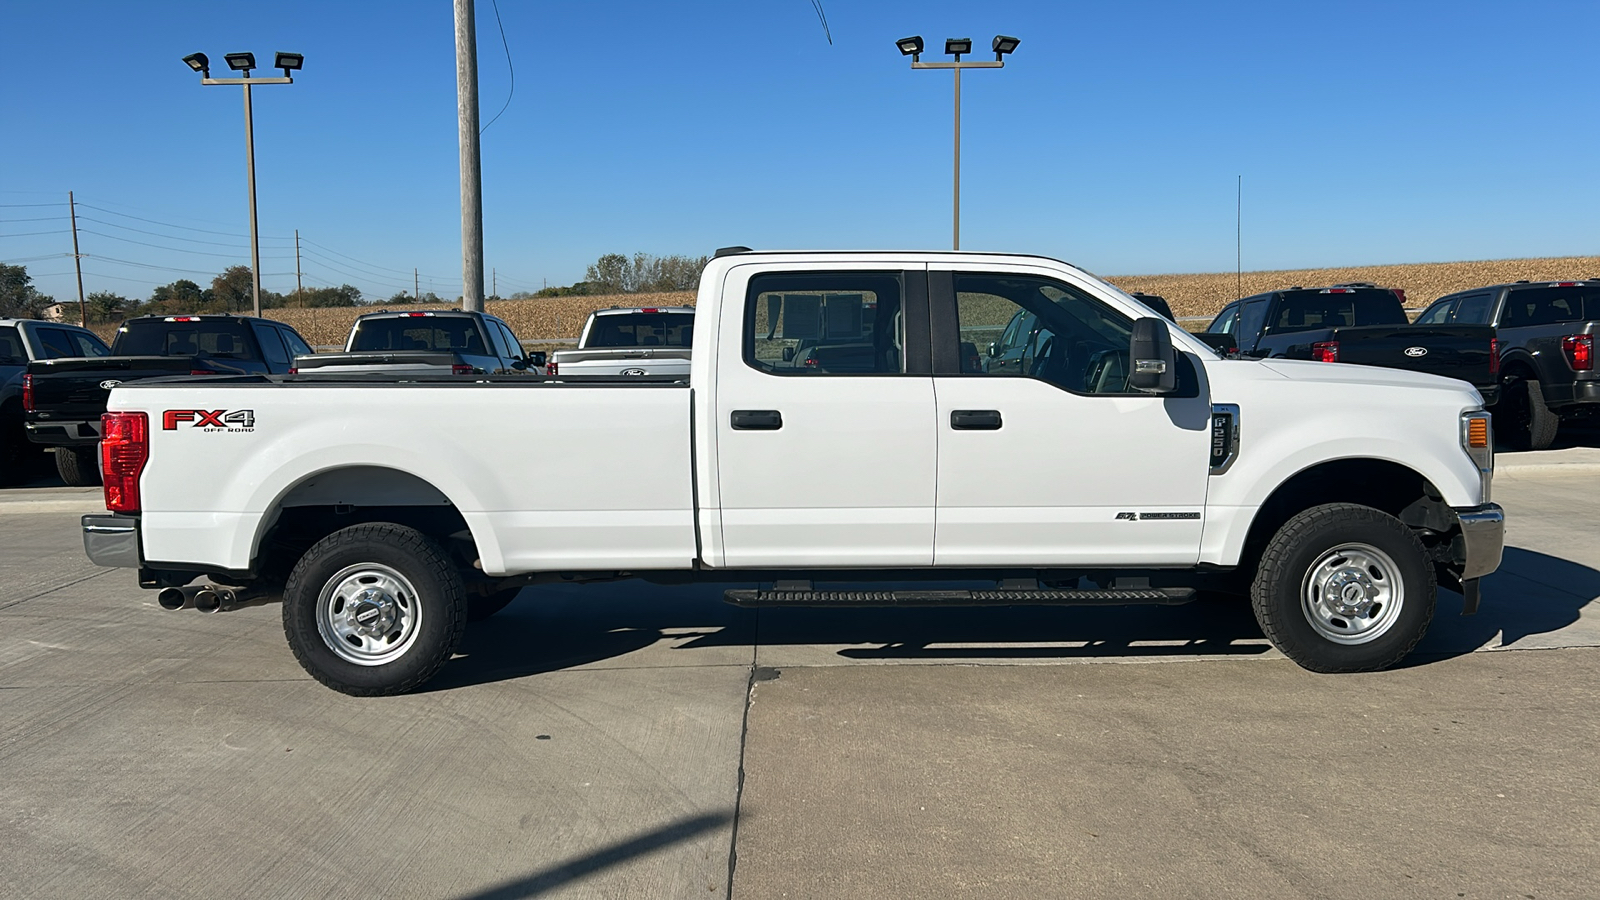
<box><xmin>282</xmin><ymin>523</ymin><xmax>467</xmax><ymax>696</ymax></box>
<box><xmin>54</xmin><ymin>446</ymin><xmax>101</xmax><ymax>486</ymax></box>
<box><xmin>1251</xmin><ymin>503</ymin><xmax>1435</xmax><ymax>673</ymax></box>
<box><xmin>1500</xmin><ymin>377</ymin><xmax>1558</xmax><ymax>451</ymax></box>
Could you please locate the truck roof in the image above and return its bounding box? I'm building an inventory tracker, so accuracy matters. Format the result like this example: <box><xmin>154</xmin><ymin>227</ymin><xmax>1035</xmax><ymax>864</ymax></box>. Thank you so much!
<box><xmin>592</xmin><ymin>307</ymin><xmax>694</xmax><ymax>316</ymax></box>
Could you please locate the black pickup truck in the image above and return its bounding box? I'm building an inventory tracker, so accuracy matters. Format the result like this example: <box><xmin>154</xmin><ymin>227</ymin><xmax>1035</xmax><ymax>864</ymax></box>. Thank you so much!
<box><xmin>1418</xmin><ymin>280</ymin><xmax>1598</xmax><ymax>450</ymax></box>
<box><xmin>1205</xmin><ymin>283</ymin><xmax>1499</xmax><ymax>402</ymax></box>
<box><xmin>25</xmin><ymin>315</ymin><xmax>312</xmax><ymax>484</ymax></box>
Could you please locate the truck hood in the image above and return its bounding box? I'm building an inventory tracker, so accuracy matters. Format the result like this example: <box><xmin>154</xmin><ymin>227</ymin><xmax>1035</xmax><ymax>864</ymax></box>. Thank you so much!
<box><xmin>1259</xmin><ymin>358</ymin><xmax>1480</xmax><ymax>397</ymax></box>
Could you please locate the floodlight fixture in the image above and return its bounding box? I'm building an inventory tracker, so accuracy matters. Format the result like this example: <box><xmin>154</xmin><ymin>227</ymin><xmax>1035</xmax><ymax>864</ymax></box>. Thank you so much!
<box><xmin>992</xmin><ymin>35</ymin><xmax>1020</xmax><ymax>59</ymax></box>
<box><xmin>944</xmin><ymin>37</ymin><xmax>972</xmax><ymax>59</ymax></box>
<box><xmin>896</xmin><ymin>35</ymin><xmax>924</xmax><ymax>61</ymax></box>
<box><xmin>182</xmin><ymin>52</ymin><xmax>210</xmax><ymax>76</ymax></box>
<box><xmin>274</xmin><ymin>52</ymin><xmax>303</xmax><ymax>75</ymax></box>
<box><xmin>225</xmin><ymin>52</ymin><xmax>256</xmax><ymax>73</ymax></box>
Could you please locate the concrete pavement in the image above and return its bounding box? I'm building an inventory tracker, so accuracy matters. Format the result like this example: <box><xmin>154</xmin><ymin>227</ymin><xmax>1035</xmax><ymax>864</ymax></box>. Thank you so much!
<box><xmin>0</xmin><ymin>469</ymin><xmax>1596</xmax><ymax>898</ymax></box>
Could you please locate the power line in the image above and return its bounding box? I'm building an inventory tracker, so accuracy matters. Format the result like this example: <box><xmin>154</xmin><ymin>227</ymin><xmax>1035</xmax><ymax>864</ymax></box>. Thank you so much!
<box><xmin>0</xmin><ymin>202</ymin><xmax>66</xmax><ymax>208</ymax></box>
<box><xmin>77</xmin><ymin>228</ymin><xmax>291</xmax><ymax>260</ymax></box>
<box><xmin>75</xmin><ymin>195</ymin><xmax>287</xmax><ymax>234</ymax></box>
<box><xmin>0</xmin><ymin>229</ymin><xmax>70</xmax><ymax>237</ymax></box>
<box><xmin>0</xmin><ymin>215</ymin><xmax>68</xmax><ymax>223</ymax></box>
<box><xmin>75</xmin><ymin>216</ymin><xmax>265</xmax><ymax>248</ymax></box>
<box><xmin>297</xmin><ymin>248</ymin><xmax>417</xmax><ymax>288</ymax></box>
<box><xmin>80</xmin><ymin>254</ymin><xmax>229</xmax><ymax>276</ymax></box>
<box><xmin>297</xmin><ymin>236</ymin><xmax>441</xmax><ymax>277</ymax></box>
<box><xmin>1</xmin><ymin>253</ymin><xmax>72</xmax><ymax>264</ymax></box>
<box><xmin>480</xmin><ymin>0</ymin><xmax>515</xmax><ymax>134</ymax></box>
<box><xmin>75</xmin><ymin>202</ymin><xmax>292</xmax><ymax>241</ymax></box>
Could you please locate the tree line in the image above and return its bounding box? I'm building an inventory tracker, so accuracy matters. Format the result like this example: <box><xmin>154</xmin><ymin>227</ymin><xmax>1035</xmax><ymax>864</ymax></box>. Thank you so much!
<box><xmin>1</xmin><ymin>251</ymin><xmax>707</xmax><ymax>324</ymax></box>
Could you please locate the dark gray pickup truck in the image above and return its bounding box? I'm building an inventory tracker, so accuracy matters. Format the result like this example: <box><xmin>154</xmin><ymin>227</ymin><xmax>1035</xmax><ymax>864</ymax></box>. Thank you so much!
<box><xmin>1419</xmin><ymin>280</ymin><xmax>1599</xmax><ymax>449</ymax></box>
<box><xmin>1205</xmin><ymin>284</ymin><xmax>1499</xmax><ymax>403</ymax></box>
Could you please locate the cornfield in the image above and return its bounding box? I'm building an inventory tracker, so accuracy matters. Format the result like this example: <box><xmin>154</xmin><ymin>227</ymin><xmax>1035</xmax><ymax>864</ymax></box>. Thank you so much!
<box><xmin>257</xmin><ymin>255</ymin><xmax>1600</xmax><ymax>346</ymax></box>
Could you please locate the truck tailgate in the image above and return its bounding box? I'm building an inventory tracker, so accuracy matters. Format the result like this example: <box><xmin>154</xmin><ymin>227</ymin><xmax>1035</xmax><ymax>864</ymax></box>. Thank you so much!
<box><xmin>117</xmin><ymin>381</ymin><xmax>697</xmax><ymax>576</ymax></box>
<box><xmin>1308</xmin><ymin>325</ymin><xmax>1498</xmax><ymax>389</ymax></box>
<box><xmin>291</xmin><ymin>351</ymin><xmax>465</xmax><ymax>375</ymax></box>
<box><xmin>550</xmin><ymin>348</ymin><xmax>692</xmax><ymax>377</ymax></box>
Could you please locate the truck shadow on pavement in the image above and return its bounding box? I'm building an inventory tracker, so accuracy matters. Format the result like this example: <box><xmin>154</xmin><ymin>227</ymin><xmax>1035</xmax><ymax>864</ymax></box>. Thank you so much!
<box><xmin>431</xmin><ymin>546</ymin><xmax>1597</xmax><ymax>691</ymax></box>
<box><xmin>1410</xmin><ymin>546</ymin><xmax>1600</xmax><ymax>661</ymax></box>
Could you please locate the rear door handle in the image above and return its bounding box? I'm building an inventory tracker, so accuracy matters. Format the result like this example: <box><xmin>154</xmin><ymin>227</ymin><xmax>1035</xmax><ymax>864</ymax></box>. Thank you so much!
<box><xmin>731</xmin><ymin>409</ymin><xmax>783</xmax><ymax>430</ymax></box>
<box><xmin>950</xmin><ymin>409</ymin><xmax>1002</xmax><ymax>430</ymax></box>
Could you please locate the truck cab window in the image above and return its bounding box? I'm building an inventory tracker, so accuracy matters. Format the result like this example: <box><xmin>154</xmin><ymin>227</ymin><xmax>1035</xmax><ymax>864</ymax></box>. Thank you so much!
<box><xmin>1208</xmin><ymin>306</ymin><xmax>1239</xmax><ymax>334</ymax></box>
<box><xmin>1415</xmin><ymin>300</ymin><xmax>1456</xmax><ymax>325</ymax></box>
<box><xmin>953</xmin><ymin>273</ymin><xmax>1137</xmax><ymax>394</ymax></box>
<box><xmin>1450</xmin><ymin>294</ymin><xmax>1491</xmax><ymax>324</ymax></box>
<box><xmin>745</xmin><ymin>272</ymin><xmax>904</xmax><ymax>375</ymax></box>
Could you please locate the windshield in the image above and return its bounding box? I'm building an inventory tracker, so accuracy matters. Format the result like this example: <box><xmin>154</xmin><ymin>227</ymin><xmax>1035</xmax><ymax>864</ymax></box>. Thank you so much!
<box><xmin>585</xmin><ymin>313</ymin><xmax>693</xmax><ymax>348</ymax></box>
<box><xmin>1269</xmin><ymin>290</ymin><xmax>1404</xmax><ymax>333</ymax></box>
<box><xmin>351</xmin><ymin>317</ymin><xmax>486</xmax><ymax>354</ymax></box>
<box><xmin>112</xmin><ymin>320</ymin><xmax>256</xmax><ymax>358</ymax></box>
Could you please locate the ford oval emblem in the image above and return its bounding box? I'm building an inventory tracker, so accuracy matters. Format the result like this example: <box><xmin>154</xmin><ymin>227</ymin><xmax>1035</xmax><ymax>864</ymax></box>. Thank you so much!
<box><xmin>620</xmin><ymin>368</ymin><xmax>648</xmax><ymax>376</ymax></box>
<box><xmin>100</xmin><ymin>379</ymin><xmax>122</xmax><ymax>390</ymax></box>
<box><xmin>1404</xmin><ymin>346</ymin><xmax>1427</xmax><ymax>358</ymax></box>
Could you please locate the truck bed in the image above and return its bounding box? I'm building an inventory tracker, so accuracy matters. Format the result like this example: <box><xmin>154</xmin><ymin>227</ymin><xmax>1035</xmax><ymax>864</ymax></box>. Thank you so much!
<box><xmin>548</xmin><ymin>347</ymin><xmax>693</xmax><ymax>377</ymax></box>
<box><xmin>116</xmin><ymin>378</ymin><xmax>697</xmax><ymax>576</ymax></box>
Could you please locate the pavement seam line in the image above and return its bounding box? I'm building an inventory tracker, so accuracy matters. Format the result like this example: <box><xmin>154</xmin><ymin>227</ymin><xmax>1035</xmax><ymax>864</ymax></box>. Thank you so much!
<box><xmin>724</xmin><ymin>607</ymin><xmax>760</xmax><ymax>900</ymax></box>
<box><xmin>0</xmin><ymin>568</ymin><xmax>116</xmax><ymax>611</ymax></box>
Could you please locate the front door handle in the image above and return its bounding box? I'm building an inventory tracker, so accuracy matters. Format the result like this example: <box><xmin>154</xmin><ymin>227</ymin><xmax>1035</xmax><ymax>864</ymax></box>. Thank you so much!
<box><xmin>731</xmin><ymin>409</ymin><xmax>783</xmax><ymax>430</ymax></box>
<box><xmin>950</xmin><ymin>409</ymin><xmax>1002</xmax><ymax>430</ymax></box>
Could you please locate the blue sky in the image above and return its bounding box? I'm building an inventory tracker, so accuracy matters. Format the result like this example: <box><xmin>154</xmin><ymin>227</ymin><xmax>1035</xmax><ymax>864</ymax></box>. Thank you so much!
<box><xmin>3</xmin><ymin>0</ymin><xmax>1597</xmax><ymax>303</ymax></box>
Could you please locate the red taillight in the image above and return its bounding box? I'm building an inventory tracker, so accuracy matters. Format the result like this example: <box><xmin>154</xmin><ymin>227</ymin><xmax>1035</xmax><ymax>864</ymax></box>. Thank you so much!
<box><xmin>451</xmin><ymin>363</ymin><xmax>474</xmax><ymax>375</ymax></box>
<box><xmin>22</xmin><ymin>373</ymin><xmax>33</xmax><ymax>412</ymax></box>
<box><xmin>1322</xmin><ymin>288</ymin><xmax>1353</xmax><ymax>294</ymax></box>
<box><xmin>1564</xmin><ymin>334</ymin><xmax>1594</xmax><ymax>371</ymax></box>
<box><xmin>640</xmin><ymin>308</ymin><xmax>660</xmax><ymax>314</ymax></box>
<box><xmin>1311</xmin><ymin>340</ymin><xmax>1339</xmax><ymax>363</ymax></box>
<box><xmin>803</xmin><ymin>355</ymin><xmax>819</xmax><ymax>367</ymax></box>
<box><xmin>101</xmin><ymin>412</ymin><xmax>149</xmax><ymax>513</ymax></box>
<box><xmin>1488</xmin><ymin>338</ymin><xmax>1500</xmax><ymax>376</ymax></box>
<box><xmin>545</xmin><ymin>362</ymin><xmax>557</xmax><ymax>376</ymax></box>
<box><xmin>165</xmin><ymin>316</ymin><xmax>200</xmax><ymax>322</ymax></box>
<box><xmin>1392</xmin><ymin>288</ymin><xmax>1407</xmax><ymax>306</ymax></box>
<box><xmin>402</xmin><ymin>312</ymin><xmax>434</xmax><ymax>317</ymax></box>
<box><xmin>287</xmin><ymin>367</ymin><xmax>298</xmax><ymax>374</ymax></box>
<box><xmin>1554</xmin><ymin>282</ymin><xmax>1578</xmax><ymax>288</ymax></box>
<box><xmin>190</xmin><ymin>368</ymin><xmax>219</xmax><ymax>376</ymax></box>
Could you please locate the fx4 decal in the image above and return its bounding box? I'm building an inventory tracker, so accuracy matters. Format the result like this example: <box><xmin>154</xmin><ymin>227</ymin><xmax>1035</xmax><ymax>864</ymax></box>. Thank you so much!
<box><xmin>163</xmin><ymin>409</ymin><xmax>256</xmax><ymax>431</ymax></box>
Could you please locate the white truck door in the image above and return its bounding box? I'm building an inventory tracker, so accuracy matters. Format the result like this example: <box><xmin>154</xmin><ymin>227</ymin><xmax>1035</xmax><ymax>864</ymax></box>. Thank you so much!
<box><xmin>929</xmin><ymin>265</ymin><xmax>1212</xmax><ymax>567</ymax></box>
<box><xmin>712</xmin><ymin>265</ymin><xmax>936</xmax><ymax>567</ymax></box>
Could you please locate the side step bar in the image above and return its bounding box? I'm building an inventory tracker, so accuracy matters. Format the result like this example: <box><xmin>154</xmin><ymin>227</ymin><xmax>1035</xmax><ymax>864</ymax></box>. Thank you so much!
<box><xmin>723</xmin><ymin>587</ymin><xmax>1196</xmax><ymax>608</ymax></box>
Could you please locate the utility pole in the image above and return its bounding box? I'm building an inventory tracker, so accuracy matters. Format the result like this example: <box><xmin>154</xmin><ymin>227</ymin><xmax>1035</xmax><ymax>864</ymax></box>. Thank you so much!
<box><xmin>492</xmin><ymin>267</ymin><xmax>496</xmax><ymax>300</ymax></box>
<box><xmin>68</xmin><ymin>191</ymin><xmax>86</xmax><ymax>326</ymax></box>
<box><xmin>415</xmin><ymin>268</ymin><xmax>420</xmax><ymax>301</ymax></box>
<box><xmin>455</xmin><ymin>0</ymin><xmax>486</xmax><ymax>313</ymax></box>
<box><xmin>295</xmin><ymin>229</ymin><xmax>304</xmax><ymax>306</ymax></box>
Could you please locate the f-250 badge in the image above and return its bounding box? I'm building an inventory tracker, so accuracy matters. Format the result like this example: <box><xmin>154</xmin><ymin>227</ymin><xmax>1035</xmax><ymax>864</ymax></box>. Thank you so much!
<box><xmin>163</xmin><ymin>409</ymin><xmax>256</xmax><ymax>432</ymax></box>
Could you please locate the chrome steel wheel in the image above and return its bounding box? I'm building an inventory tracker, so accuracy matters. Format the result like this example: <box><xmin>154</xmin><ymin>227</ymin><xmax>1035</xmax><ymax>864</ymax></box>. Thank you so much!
<box><xmin>1299</xmin><ymin>542</ymin><xmax>1405</xmax><ymax>645</ymax></box>
<box><xmin>315</xmin><ymin>563</ymin><xmax>424</xmax><ymax>666</ymax></box>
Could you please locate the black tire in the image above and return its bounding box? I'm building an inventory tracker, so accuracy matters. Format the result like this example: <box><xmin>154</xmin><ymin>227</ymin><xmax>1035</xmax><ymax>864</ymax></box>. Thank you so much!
<box><xmin>281</xmin><ymin>523</ymin><xmax>467</xmax><ymax>696</ymax></box>
<box><xmin>1499</xmin><ymin>377</ymin><xmax>1559</xmax><ymax>451</ymax></box>
<box><xmin>1251</xmin><ymin>503</ymin><xmax>1435</xmax><ymax>673</ymax></box>
<box><xmin>467</xmin><ymin>586</ymin><xmax>521</xmax><ymax>623</ymax></box>
<box><xmin>54</xmin><ymin>445</ymin><xmax>102</xmax><ymax>486</ymax></box>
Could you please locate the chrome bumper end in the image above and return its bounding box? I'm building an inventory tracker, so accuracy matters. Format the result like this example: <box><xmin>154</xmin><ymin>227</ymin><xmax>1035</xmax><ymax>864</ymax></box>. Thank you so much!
<box><xmin>82</xmin><ymin>514</ymin><xmax>141</xmax><ymax>569</ymax></box>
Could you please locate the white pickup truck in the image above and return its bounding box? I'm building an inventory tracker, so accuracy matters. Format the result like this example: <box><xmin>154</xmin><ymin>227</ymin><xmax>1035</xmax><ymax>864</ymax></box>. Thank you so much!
<box><xmin>545</xmin><ymin>306</ymin><xmax>693</xmax><ymax>378</ymax></box>
<box><xmin>81</xmin><ymin>250</ymin><xmax>1503</xmax><ymax>696</ymax></box>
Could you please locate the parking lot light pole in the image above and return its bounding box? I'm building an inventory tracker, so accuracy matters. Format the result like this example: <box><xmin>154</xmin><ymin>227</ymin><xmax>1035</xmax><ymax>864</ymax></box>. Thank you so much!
<box><xmin>182</xmin><ymin>51</ymin><xmax>302</xmax><ymax>317</ymax></box>
<box><xmin>898</xmin><ymin>35</ymin><xmax>1019</xmax><ymax>250</ymax></box>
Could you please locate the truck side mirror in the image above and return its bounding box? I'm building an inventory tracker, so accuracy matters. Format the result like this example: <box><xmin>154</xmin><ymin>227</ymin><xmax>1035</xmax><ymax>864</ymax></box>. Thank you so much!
<box><xmin>782</xmin><ymin>347</ymin><xmax>795</xmax><ymax>362</ymax></box>
<box><xmin>987</xmin><ymin>342</ymin><xmax>999</xmax><ymax>358</ymax></box>
<box><xmin>1128</xmin><ymin>317</ymin><xmax>1177</xmax><ymax>394</ymax></box>
<box><xmin>526</xmin><ymin>351</ymin><xmax>546</xmax><ymax>368</ymax></box>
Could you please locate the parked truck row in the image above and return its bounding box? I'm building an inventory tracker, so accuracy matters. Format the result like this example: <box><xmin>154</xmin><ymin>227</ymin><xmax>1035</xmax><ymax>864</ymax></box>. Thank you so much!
<box><xmin>78</xmin><ymin>250</ymin><xmax>1504</xmax><ymax>696</ymax></box>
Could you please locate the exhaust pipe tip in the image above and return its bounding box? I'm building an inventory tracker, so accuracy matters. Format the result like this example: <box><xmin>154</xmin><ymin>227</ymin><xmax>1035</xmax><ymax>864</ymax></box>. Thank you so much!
<box><xmin>193</xmin><ymin>588</ymin><xmax>222</xmax><ymax>614</ymax></box>
<box><xmin>157</xmin><ymin>587</ymin><xmax>192</xmax><ymax>611</ymax></box>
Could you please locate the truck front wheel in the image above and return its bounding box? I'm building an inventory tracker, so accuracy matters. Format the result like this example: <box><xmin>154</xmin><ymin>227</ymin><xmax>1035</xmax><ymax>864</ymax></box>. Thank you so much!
<box><xmin>1251</xmin><ymin>503</ymin><xmax>1435</xmax><ymax>673</ymax></box>
<box><xmin>282</xmin><ymin>523</ymin><xmax>468</xmax><ymax>696</ymax></box>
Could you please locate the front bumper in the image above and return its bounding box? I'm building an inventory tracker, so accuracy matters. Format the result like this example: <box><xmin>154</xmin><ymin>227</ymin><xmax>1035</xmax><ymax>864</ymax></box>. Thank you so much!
<box><xmin>82</xmin><ymin>514</ymin><xmax>140</xmax><ymax>568</ymax></box>
<box><xmin>1454</xmin><ymin>503</ymin><xmax>1505</xmax><ymax>581</ymax></box>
